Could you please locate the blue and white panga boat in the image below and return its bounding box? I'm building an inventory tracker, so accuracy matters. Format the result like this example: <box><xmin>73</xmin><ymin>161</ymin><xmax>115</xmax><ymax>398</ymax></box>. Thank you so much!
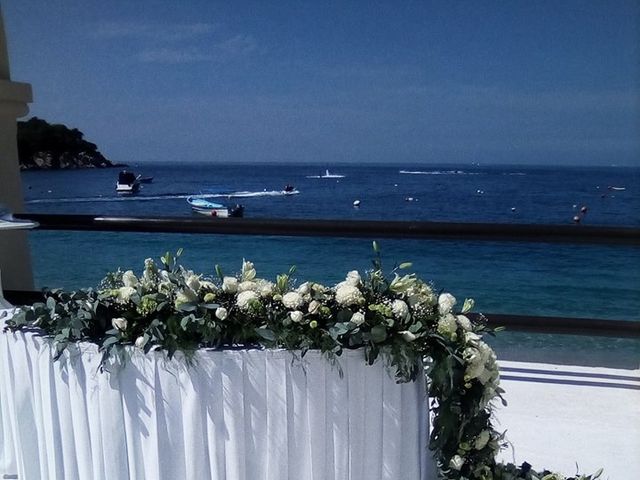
<box><xmin>187</xmin><ymin>196</ymin><xmax>245</xmax><ymax>218</ymax></box>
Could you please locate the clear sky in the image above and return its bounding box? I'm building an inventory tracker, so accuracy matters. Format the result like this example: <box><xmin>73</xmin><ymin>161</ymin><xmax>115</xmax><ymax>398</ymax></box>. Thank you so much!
<box><xmin>2</xmin><ymin>0</ymin><xmax>639</xmax><ymax>165</ymax></box>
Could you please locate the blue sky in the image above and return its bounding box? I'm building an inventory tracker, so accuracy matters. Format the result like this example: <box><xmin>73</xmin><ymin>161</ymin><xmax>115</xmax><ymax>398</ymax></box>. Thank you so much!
<box><xmin>2</xmin><ymin>0</ymin><xmax>639</xmax><ymax>165</ymax></box>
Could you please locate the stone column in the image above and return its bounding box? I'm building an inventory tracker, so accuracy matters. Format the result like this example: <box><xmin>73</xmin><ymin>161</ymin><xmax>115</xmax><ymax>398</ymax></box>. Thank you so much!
<box><xmin>0</xmin><ymin>5</ymin><xmax>34</xmax><ymax>291</ymax></box>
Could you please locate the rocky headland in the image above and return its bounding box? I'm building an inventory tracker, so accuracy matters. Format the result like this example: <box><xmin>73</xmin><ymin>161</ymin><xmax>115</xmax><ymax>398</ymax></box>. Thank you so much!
<box><xmin>17</xmin><ymin>117</ymin><xmax>124</xmax><ymax>170</ymax></box>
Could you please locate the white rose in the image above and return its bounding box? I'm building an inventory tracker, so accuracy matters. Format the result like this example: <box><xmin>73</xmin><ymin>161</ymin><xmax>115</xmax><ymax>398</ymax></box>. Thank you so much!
<box><xmin>241</xmin><ymin>259</ymin><xmax>256</xmax><ymax>281</ymax></box>
<box><xmin>134</xmin><ymin>336</ymin><xmax>146</xmax><ymax>348</ymax></box>
<box><xmin>112</xmin><ymin>317</ymin><xmax>128</xmax><ymax>331</ymax></box>
<box><xmin>456</xmin><ymin>314</ymin><xmax>472</xmax><ymax>331</ymax></box>
<box><xmin>474</xmin><ymin>430</ymin><xmax>491</xmax><ymax>450</ymax></box>
<box><xmin>238</xmin><ymin>280</ymin><xmax>257</xmax><ymax>292</ymax></box>
<box><xmin>290</xmin><ymin>310</ymin><xmax>304</xmax><ymax>323</ymax></box>
<box><xmin>122</xmin><ymin>270</ymin><xmax>138</xmax><ymax>288</ymax></box>
<box><xmin>175</xmin><ymin>289</ymin><xmax>197</xmax><ymax>306</ymax></box>
<box><xmin>116</xmin><ymin>286</ymin><xmax>136</xmax><ymax>303</ymax></box>
<box><xmin>215</xmin><ymin>307</ymin><xmax>228</xmax><ymax>320</ymax></box>
<box><xmin>400</xmin><ymin>330</ymin><xmax>417</xmax><ymax>342</ymax></box>
<box><xmin>391</xmin><ymin>299</ymin><xmax>410</xmax><ymax>321</ymax></box>
<box><xmin>282</xmin><ymin>292</ymin><xmax>304</xmax><ymax>309</ymax></box>
<box><xmin>345</xmin><ymin>270</ymin><xmax>361</xmax><ymax>286</ymax></box>
<box><xmin>438</xmin><ymin>293</ymin><xmax>456</xmax><ymax>315</ymax></box>
<box><xmin>449</xmin><ymin>455</ymin><xmax>465</xmax><ymax>471</ymax></box>
<box><xmin>350</xmin><ymin>311</ymin><xmax>365</xmax><ymax>326</ymax></box>
<box><xmin>464</xmin><ymin>347</ymin><xmax>486</xmax><ymax>380</ymax></box>
<box><xmin>186</xmin><ymin>274</ymin><xmax>201</xmax><ymax>292</ymax></box>
<box><xmin>335</xmin><ymin>285</ymin><xmax>364</xmax><ymax>306</ymax></box>
<box><xmin>222</xmin><ymin>277</ymin><xmax>238</xmax><ymax>294</ymax></box>
<box><xmin>308</xmin><ymin>300</ymin><xmax>321</xmax><ymax>315</ymax></box>
<box><xmin>236</xmin><ymin>291</ymin><xmax>259</xmax><ymax>311</ymax></box>
<box><xmin>296</xmin><ymin>282</ymin><xmax>311</xmax><ymax>295</ymax></box>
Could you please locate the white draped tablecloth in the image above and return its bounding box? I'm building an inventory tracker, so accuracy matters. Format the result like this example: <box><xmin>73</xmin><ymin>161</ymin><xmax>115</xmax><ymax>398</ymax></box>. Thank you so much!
<box><xmin>0</xmin><ymin>309</ymin><xmax>434</xmax><ymax>480</ymax></box>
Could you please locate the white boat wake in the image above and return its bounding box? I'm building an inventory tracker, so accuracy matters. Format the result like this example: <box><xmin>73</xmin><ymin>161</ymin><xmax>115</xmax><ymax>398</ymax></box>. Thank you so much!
<box><xmin>25</xmin><ymin>190</ymin><xmax>300</xmax><ymax>204</ymax></box>
<box><xmin>306</xmin><ymin>169</ymin><xmax>345</xmax><ymax>179</ymax></box>
<box><xmin>399</xmin><ymin>170</ymin><xmax>482</xmax><ymax>175</ymax></box>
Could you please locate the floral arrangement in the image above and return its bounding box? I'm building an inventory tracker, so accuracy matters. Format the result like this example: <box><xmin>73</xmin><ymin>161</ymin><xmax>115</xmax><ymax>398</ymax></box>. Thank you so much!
<box><xmin>4</xmin><ymin>246</ymin><xmax>601</xmax><ymax>480</ymax></box>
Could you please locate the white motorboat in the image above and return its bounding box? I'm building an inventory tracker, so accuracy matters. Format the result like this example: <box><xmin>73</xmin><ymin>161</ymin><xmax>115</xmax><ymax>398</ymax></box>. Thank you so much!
<box><xmin>187</xmin><ymin>196</ymin><xmax>244</xmax><ymax>217</ymax></box>
<box><xmin>116</xmin><ymin>170</ymin><xmax>140</xmax><ymax>194</ymax></box>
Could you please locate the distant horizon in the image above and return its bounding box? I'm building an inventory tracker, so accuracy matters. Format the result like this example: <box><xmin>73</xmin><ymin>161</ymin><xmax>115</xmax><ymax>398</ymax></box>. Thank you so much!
<box><xmin>4</xmin><ymin>1</ymin><xmax>639</xmax><ymax>167</ymax></box>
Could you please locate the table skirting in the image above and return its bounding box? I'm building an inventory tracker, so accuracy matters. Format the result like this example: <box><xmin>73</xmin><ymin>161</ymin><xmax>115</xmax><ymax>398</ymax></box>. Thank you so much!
<box><xmin>0</xmin><ymin>309</ymin><xmax>434</xmax><ymax>480</ymax></box>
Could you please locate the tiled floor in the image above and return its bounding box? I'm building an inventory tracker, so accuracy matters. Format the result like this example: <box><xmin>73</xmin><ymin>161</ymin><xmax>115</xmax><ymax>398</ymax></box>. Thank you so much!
<box><xmin>494</xmin><ymin>360</ymin><xmax>640</xmax><ymax>479</ymax></box>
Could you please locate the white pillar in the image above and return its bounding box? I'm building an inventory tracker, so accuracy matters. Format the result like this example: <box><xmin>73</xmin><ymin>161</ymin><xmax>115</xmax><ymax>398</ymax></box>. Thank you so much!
<box><xmin>0</xmin><ymin>5</ymin><xmax>34</xmax><ymax>291</ymax></box>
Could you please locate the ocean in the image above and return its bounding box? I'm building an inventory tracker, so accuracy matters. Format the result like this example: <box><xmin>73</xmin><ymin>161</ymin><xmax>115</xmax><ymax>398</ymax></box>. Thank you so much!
<box><xmin>18</xmin><ymin>162</ymin><xmax>640</xmax><ymax>362</ymax></box>
<box><xmin>20</xmin><ymin>163</ymin><xmax>639</xmax><ymax>325</ymax></box>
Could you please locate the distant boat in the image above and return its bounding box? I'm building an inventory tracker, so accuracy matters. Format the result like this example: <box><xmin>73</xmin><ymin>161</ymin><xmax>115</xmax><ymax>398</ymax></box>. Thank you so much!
<box><xmin>139</xmin><ymin>176</ymin><xmax>153</xmax><ymax>184</ymax></box>
<box><xmin>187</xmin><ymin>196</ymin><xmax>244</xmax><ymax>218</ymax></box>
<box><xmin>116</xmin><ymin>170</ymin><xmax>140</xmax><ymax>194</ymax></box>
<box><xmin>608</xmin><ymin>186</ymin><xmax>626</xmax><ymax>191</ymax></box>
<box><xmin>282</xmin><ymin>184</ymin><xmax>300</xmax><ymax>195</ymax></box>
<box><xmin>306</xmin><ymin>169</ymin><xmax>345</xmax><ymax>179</ymax></box>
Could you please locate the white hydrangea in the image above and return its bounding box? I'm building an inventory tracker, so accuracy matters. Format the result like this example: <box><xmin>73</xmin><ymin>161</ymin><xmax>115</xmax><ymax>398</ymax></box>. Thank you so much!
<box><xmin>350</xmin><ymin>311</ymin><xmax>365</xmax><ymax>326</ymax></box>
<box><xmin>437</xmin><ymin>313</ymin><xmax>458</xmax><ymax>340</ymax></box>
<box><xmin>391</xmin><ymin>299</ymin><xmax>410</xmax><ymax>321</ymax></box>
<box><xmin>438</xmin><ymin>293</ymin><xmax>456</xmax><ymax>315</ymax></box>
<box><xmin>335</xmin><ymin>285</ymin><xmax>364</xmax><ymax>306</ymax></box>
<box><xmin>236</xmin><ymin>291</ymin><xmax>259</xmax><ymax>311</ymax></box>
<box><xmin>290</xmin><ymin>310</ymin><xmax>304</xmax><ymax>323</ymax></box>
<box><xmin>456</xmin><ymin>314</ymin><xmax>472</xmax><ymax>331</ymax></box>
<box><xmin>238</xmin><ymin>280</ymin><xmax>257</xmax><ymax>292</ymax></box>
<box><xmin>256</xmin><ymin>279</ymin><xmax>275</xmax><ymax>297</ymax></box>
<box><xmin>222</xmin><ymin>277</ymin><xmax>238</xmax><ymax>294</ymax></box>
<box><xmin>282</xmin><ymin>291</ymin><xmax>304</xmax><ymax>309</ymax></box>
<box><xmin>122</xmin><ymin>270</ymin><xmax>138</xmax><ymax>288</ymax></box>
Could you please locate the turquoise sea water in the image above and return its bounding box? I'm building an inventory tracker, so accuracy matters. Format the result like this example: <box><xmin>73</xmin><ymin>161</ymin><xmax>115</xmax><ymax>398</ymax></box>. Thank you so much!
<box><xmin>20</xmin><ymin>163</ymin><xmax>639</xmax><ymax>322</ymax></box>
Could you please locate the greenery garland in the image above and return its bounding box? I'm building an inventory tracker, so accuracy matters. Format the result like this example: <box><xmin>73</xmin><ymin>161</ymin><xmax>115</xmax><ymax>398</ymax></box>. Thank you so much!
<box><xmin>4</xmin><ymin>246</ymin><xmax>602</xmax><ymax>480</ymax></box>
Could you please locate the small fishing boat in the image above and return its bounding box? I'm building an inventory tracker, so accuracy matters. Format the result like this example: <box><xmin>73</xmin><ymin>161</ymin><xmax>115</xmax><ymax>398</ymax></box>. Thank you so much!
<box><xmin>116</xmin><ymin>170</ymin><xmax>140</xmax><ymax>194</ymax></box>
<box><xmin>187</xmin><ymin>197</ymin><xmax>244</xmax><ymax>217</ymax></box>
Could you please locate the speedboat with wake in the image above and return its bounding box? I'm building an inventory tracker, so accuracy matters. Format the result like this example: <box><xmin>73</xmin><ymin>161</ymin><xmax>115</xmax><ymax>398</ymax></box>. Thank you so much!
<box><xmin>116</xmin><ymin>170</ymin><xmax>140</xmax><ymax>194</ymax></box>
<box><xmin>282</xmin><ymin>184</ymin><xmax>300</xmax><ymax>195</ymax></box>
<box><xmin>187</xmin><ymin>196</ymin><xmax>244</xmax><ymax>217</ymax></box>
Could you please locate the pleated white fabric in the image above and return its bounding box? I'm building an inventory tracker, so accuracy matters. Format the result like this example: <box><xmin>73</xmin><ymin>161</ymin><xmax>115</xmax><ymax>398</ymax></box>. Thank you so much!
<box><xmin>0</xmin><ymin>309</ymin><xmax>435</xmax><ymax>480</ymax></box>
